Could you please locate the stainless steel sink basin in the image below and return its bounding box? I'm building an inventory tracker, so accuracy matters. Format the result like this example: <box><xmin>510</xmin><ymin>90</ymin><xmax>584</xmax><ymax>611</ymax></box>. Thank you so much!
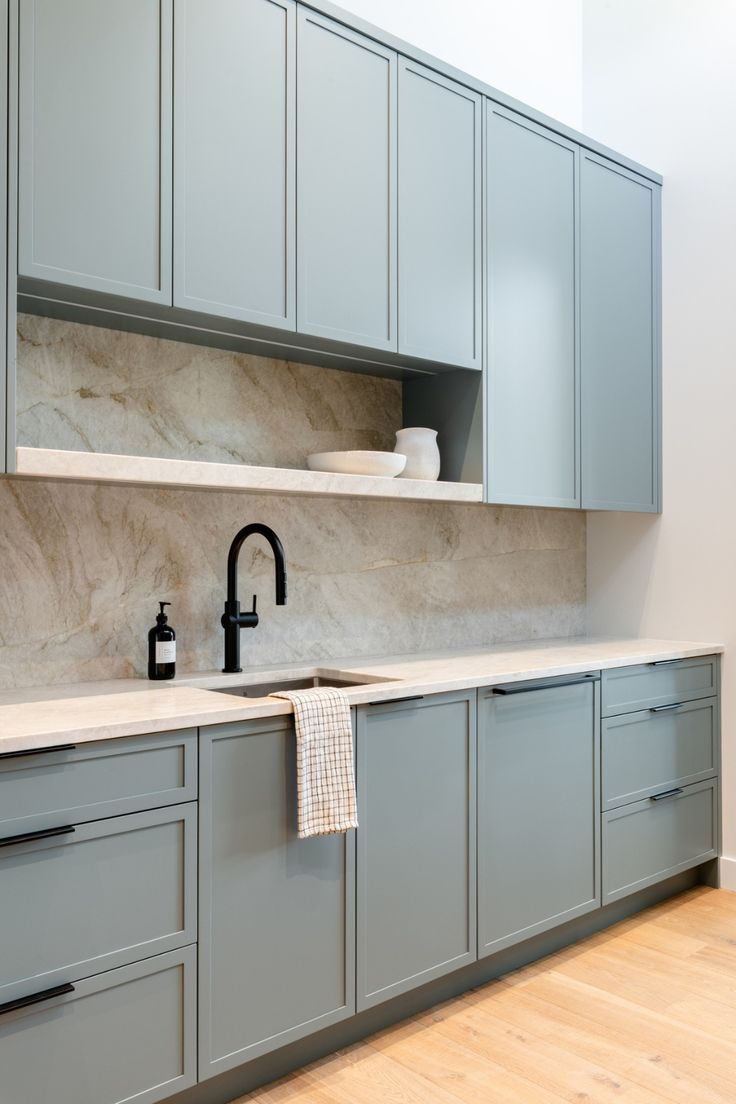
<box><xmin>211</xmin><ymin>674</ymin><xmax>382</xmax><ymax>699</ymax></box>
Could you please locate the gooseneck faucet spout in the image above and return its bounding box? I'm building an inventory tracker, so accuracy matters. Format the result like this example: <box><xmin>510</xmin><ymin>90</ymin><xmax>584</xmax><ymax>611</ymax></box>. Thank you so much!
<box><xmin>221</xmin><ymin>523</ymin><xmax>288</xmax><ymax>673</ymax></box>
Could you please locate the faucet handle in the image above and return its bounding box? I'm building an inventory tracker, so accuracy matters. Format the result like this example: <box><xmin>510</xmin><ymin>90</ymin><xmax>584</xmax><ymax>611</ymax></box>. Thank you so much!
<box><xmin>250</xmin><ymin>594</ymin><xmax>258</xmax><ymax>615</ymax></box>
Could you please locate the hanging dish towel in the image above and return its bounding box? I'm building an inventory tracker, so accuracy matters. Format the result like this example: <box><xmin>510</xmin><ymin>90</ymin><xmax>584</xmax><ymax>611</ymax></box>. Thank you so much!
<box><xmin>272</xmin><ymin>687</ymin><xmax>358</xmax><ymax>839</ymax></box>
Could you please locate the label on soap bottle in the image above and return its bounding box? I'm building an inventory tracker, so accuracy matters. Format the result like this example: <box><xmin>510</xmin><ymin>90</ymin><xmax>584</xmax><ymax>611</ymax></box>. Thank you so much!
<box><xmin>156</xmin><ymin>640</ymin><xmax>176</xmax><ymax>664</ymax></box>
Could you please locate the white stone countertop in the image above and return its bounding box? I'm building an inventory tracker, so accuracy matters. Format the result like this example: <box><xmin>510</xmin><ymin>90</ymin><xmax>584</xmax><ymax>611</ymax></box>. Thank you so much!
<box><xmin>0</xmin><ymin>637</ymin><xmax>723</xmax><ymax>755</ymax></box>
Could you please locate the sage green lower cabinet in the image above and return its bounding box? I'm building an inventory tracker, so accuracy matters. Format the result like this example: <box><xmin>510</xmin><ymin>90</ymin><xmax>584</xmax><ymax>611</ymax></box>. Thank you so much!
<box><xmin>0</xmin><ymin>947</ymin><xmax>197</xmax><ymax>1104</ymax></box>
<box><xmin>355</xmin><ymin>692</ymin><xmax>477</xmax><ymax>1011</ymax></box>
<box><xmin>198</xmin><ymin>717</ymin><xmax>355</xmax><ymax>1079</ymax></box>
<box><xmin>602</xmin><ymin>780</ymin><xmax>718</xmax><ymax>905</ymax></box>
<box><xmin>602</xmin><ymin>699</ymin><xmax>719</xmax><ymax>811</ymax></box>
<box><xmin>0</xmin><ymin>728</ymin><xmax>198</xmax><ymax>836</ymax></box>
<box><xmin>0</xmin><ymin>804</ymin><xmax>197</xmax><ymax>1006</ymax></box>
<box><xmin>478</xmin><ymin>678</ymin><xmax>600</xmax><ymax>956</ymax></box>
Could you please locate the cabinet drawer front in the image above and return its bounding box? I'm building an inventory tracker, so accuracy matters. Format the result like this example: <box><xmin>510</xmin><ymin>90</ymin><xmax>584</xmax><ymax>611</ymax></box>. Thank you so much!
<box><xmin>0</xmin><ymin>805</ymin><xmax>196</xmax><ymax>1003</ymax></box>
<box><xmin>603</xmin><ymin>698</ymin><xmax>718</xmax><ymax>810</ymax></box>
<box><xmin>602</xmin><ymin>656</ymin><xmax>718</xmax><ymax>716</ymax></box>
<box><xmin>0</xmin><ymin>948</ymin><xmax>196</xmax><ymax>1104</ymax></box>
<box><xmin>0</xmin><ymin>729</ymin><xmax>197</xmax><ymax>834</ymax></box>
<box><xmin>602</xmin><ymin>780</ymin><xmax>717</xmax><ymax>905</ymax></box>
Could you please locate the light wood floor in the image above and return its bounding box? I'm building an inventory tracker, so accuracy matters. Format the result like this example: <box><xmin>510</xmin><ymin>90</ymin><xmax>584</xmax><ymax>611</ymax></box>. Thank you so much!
<box><xmin>238</xmin><ymin>887</ymin><xmax>736</xmax><ymax>1104</ymax></box>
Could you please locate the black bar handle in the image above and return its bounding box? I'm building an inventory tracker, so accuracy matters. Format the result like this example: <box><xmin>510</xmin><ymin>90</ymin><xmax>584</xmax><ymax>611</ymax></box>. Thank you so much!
<box><xmin>492</xmin><ymin>676</ymin><xmax>598</xmax><ymax>696</ymax></box>
<box><xmin>0</xmin><ymin>743</ymin><xmax>76</xmax><ymax>761</ymax></box>
<box><xmin>0</xmin><ymin>825</ymin><xmax>76</xmax><ymax>850</ymax></box>
<box><xmin>650</xmin><ymin>788</ymin><xmax>684</xmax><ymax>802</ymax></box>
<box><xmin>0</xmin><ymin>983</ymin><xmax>75</xmax><ymax>1019</ymax></box>
<box><xmin>369</xmin><ymin>695</ymin><xmax>425</xmax><ymax>707</ymax></box>
<box><xmin>647</xmin><ymin>659</ymin><xmax>681</xmax><ymax>667</ymax></box>
<box><xmin>649</xmin><ymin>702</ymin><xmax>683</xmax><ymax>713</ymax></box>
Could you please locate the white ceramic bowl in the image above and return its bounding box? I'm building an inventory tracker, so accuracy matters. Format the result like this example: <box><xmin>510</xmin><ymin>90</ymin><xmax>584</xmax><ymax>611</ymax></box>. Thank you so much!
<box><xmin>307</xmin><ymin>450</ymin><xmax>407</xmax><ymax>478</ymax></box>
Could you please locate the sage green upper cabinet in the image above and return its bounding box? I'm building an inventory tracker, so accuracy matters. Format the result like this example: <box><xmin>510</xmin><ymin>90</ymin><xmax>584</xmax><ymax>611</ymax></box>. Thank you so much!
<box><xmin>18</xmin><ymin>0</ymin><xmax>172</xmax><ymax>303</ymax></box>
<box><xmin>199</xmin><ymin>718</ymin><xmax>355</xmax><ymax>1079</ymax></box>
<box><xmin>398</xmin><ymin>60</ymin><xmax>482</xmax><ymax>370</ymax></box>
<box><xmin>486</xmin><ymin>105</ymin><xmax>579</xmax><ymax>508</ymax></box>
<box><xmin>1</xmin><ymin>0</ymin><xmax>7</xmax><ymax>472</ymax></box>
<box><xmin>356</xmin><ymin>692</ymin><xmax>476</xmax><ymax>1011</ymax></box>
<box><xmin>581</xmin><ymin>153</ymin><xmax>661</xmax><ymax>511</ymax></box>
<box><xmin>296</xmin><ymin>8</ymin><xmax>396</xmax><ymax>351</ymax></box>
<box><xmin>173</xmin><ymin>0</ymin><xmax>295</xmax><ymax>328</ymax></box>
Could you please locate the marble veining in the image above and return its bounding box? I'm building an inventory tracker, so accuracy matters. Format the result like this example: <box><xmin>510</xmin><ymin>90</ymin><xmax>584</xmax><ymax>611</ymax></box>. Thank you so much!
<box><xmin>0</xmin><ymin>314</ymin><xmax>588</xmax><ymax>691</ymax></box>
<box><xmin>0</xmin><ymin>477</ymin><xmax>585</xmax><ymax>690</ymax></box>
<box><xmin>17</xmin><ymin>314</ymin><xmax>402</xmax><ymax>466</ymax></box>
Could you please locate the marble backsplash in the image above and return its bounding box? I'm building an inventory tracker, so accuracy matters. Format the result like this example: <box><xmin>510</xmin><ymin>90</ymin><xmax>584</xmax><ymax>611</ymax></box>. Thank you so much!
<box><xmin>16</xmin><ymin>315</ymin><xmax>402</xmax><ymax>464</ymax></box>
<box><xmin>0</xmin><ymin>315</ymin><xmax>586</xmax><ymax>690</ymax></box>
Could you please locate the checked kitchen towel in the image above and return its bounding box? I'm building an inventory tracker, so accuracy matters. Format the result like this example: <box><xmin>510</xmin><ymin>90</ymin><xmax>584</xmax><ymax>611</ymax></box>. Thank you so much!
<box><xmin>272</xmin><ymin>686</ymin><xmax>358</xmax><ymax>839</ymax></box>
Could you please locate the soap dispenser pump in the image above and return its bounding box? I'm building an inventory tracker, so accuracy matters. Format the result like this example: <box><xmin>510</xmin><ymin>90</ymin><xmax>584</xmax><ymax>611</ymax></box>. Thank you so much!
<box><xmin>148</xmin><ymin>601</ymin><xmax>176</xmax><ymax>681</ymax></box>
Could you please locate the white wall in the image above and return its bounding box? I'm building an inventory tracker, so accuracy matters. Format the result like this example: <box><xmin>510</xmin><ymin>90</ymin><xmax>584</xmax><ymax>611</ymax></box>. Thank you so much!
<box><xmin>583</xmin><ymin>1</ymin><xmax>736</xmax><ymax>882</ymax></box>
<box><xmin>339</xmin><ymin>0</ymin><xmax>583</xmax><ymax>127</ymax></box>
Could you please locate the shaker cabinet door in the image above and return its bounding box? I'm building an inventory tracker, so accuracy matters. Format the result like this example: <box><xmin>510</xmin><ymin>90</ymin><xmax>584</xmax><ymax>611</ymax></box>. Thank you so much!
<box><xmin>356</xmin><ymin>692</ymin><xmax>477</xmax><ymax>1011</ymax></box>
<box><xmin>398</xmin><ymin>60</ymin><xmax>482</xmax><ymax>370</ymax></box>
<box><xmin>478</xmin><ymin>678</ymin><xmax>600</xmax><ymax>955</ymax></box>
<box><xmin>173</xmin><ymin>0</ymin><xmax>295</xmax><ymax>328</ymax></box>
<box><xmin>18</xmin><ymin>0</ymin><xmax>172</xmax><ymax>303</ymax></box>
<box><xmin>581</xmin><ymin>153</ymin><xmax>660</xmax><ymax>511</ymax></box>
<box><xmin>486</xmin><ymin>106</ymin><xmax>579</xmax><ymax>508</ymax></box>
<box><xmin>296</xmin><ymin>8</ymin><xmax>396</xmax><ymax>351</ymax></box>
<box><xmin>198</xmin><ymin>717</ymin><xmax>355</xmax><ymax>1079</ymax></box>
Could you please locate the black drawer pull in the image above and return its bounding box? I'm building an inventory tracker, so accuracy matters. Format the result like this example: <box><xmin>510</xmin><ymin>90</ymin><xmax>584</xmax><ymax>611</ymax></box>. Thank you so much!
<box><xmin>649</xmin><ymin>702</ymin><xmax>684</xmax><ymax>713</ymax></box>
<box><xmin>0</xmin><ymin>983</ymin><xmax>75</xmax><ymax>1018</ymax></box>
<box><xmin>493</xmin><ymin>675</ymin><xmax>598</xmax><ymax>696</ymax></box>
<box><xmin>650</xmin><ymin>788</ymin><xmax>684</xmax><ymax>802</ymax></box>
<box><xmin>0</xmin><ymin>743</ymin><xmax>76</xmax><ymax>761</ymax></box>
<box><xmin>369</xmin><ymin>695</ymin><xmax>424</xmax><ymax>707</ymax></box>
<box><xmin>647</xmin><ymin>659</ymin><xmax>682</xmax><ymax>667</ymax></box>
<box><xmin>0</xmin><ymin>825</ymin><xmax>76</xmax><ymax>849</ymax></box>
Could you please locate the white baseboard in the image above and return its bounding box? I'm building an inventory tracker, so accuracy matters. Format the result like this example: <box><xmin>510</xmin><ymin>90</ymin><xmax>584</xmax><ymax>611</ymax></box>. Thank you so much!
<box><xmin>719</xmin><ymin>856</ymin><xmax>736</xmax><ymax>891</ymax></box>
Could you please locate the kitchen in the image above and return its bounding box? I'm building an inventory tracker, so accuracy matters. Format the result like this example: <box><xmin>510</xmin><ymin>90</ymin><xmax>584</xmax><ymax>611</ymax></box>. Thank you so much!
<box><xmin>0</xmin><ymin>2</ymin><xmax>734</xmax><ymax>1102</ymax></box>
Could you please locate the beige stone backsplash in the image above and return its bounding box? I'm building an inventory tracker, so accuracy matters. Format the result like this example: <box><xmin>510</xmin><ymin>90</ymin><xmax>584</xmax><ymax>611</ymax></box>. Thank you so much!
<box><xmin>16</xmin><ymin>314</ymin><xmax>402</xmax><ymax>465</ymax></box>
<box><xmin>0</xmin><ymin>315</ymin><xmax>586</xmax><ymax>690</ymax></box>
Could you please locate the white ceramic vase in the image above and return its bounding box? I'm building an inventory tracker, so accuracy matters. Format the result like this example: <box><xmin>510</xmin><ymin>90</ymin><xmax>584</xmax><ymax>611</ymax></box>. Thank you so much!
<box><xmin>394</xmin><ymin>427</ymin><xmax>441</xmax><ymax>480</ymax></box>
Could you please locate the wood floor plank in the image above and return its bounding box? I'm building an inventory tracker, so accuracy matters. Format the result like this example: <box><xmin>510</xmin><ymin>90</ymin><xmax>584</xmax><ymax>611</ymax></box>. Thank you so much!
<box><xmin>245</xmin><ymin>889</ymin><xmax>736</xmax><ymax>1104</ymax></box>
<box><xmin>464</xmin><ymin>978</ymin><xmax>736</xmax><ymax>1104</ymax></box>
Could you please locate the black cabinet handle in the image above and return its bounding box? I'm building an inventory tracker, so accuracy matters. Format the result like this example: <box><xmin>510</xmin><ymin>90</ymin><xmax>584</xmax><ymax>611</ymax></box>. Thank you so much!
<box><xmin>650</xmin><ymin>788</ymin><xmax>684</xmax><ymax>802</ymax></box>
<box><xmin>0</xmin><ymin>983</ymin><xmax>75</xmax><ymax>1018</ymax></box>
<box><xmin>649</xmin><ymin>702</ymin><xmax>683</xmax><ymax>713</ymax></box>
<box><xmin>369</xmin><ymin>695</ymin><xmax>424</xmax><ymax>707</ymax></box>
<box><xmin>492</xmin><ymin>676</ymin><xmax>598</xmax><ymax>696</ymax></box>
<box><xmin>0</xmin><ymin>825</ymin><xmax>75</xmax><ymax>849</ymax></box>
<box><xmin>647</xmin><ymin>659</ymin><xmax>681</xmax><ymax>667</ymax></box>
<box><xmin>0</xmin><ymin>743</ymin><xmax>76</xmax><ymax>761</ymax></box>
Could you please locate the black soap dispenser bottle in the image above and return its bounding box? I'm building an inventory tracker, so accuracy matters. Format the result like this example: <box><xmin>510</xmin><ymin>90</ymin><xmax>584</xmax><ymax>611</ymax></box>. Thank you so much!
<box><xmin>148</xmin><ymin>601</ymin><xmax>176</xmax><ymax>681</ymax></box>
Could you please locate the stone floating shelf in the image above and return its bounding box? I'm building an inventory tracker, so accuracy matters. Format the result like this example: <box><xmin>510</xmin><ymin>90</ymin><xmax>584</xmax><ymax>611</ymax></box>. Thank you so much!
<box><xmin>14</xmin><ymin>448</ymin><xmax>484</xmax><ymax>505</ymax></box>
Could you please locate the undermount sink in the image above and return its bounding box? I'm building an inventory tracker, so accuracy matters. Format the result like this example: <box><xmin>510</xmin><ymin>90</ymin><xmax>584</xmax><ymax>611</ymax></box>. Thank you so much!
<box><xmin>211</xmin><ymin>673</ymin><xmax>392</xmax><ymax>699</ymax></box>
